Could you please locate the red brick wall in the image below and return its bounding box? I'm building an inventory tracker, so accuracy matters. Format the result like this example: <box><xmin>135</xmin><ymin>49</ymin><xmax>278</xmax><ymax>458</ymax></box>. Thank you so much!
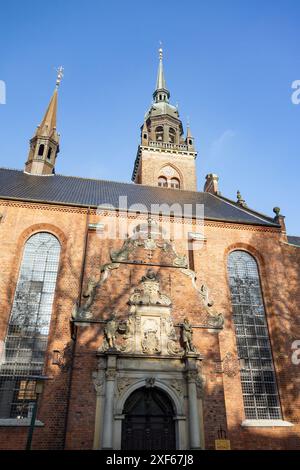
<box><xmin>0</xmin><ymin>200</ymin><xmax>299</xmax><ymax>449</ymax></box>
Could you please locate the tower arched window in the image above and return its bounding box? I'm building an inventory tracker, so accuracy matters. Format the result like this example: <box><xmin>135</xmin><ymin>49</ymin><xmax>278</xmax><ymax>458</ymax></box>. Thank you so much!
<box><xmin>227</xmin><ymin>250</ymin><xmax>281</xmax><ymax>420</ymax></box>
<box><xmin>170</xmin><ymin>177</ymin><xmax>180</xmax><ymax>189</ymax></box>
<box><xmin>155</xmin><ymin>126</ymin><xmax>164</xmax><ymax>142</ymax></box>
<box><xmin>47</xmin><ymin>148</ymin><xmax>52</xmax><ymax>160</ymax></box>
<box><xmin>38</xmin><ymin>144</ymin><xmax>45</xmax><ymax>157</ymax></box>
<box><xmin>158</xmin><ymin>176</ymin><xmax>167</xmax><ymax>188</ymax></box>
<box><xmin>169</xmin><ymin>128</ymin><xmax>176</xmax><ymax>144</ymax></box>
<box><xmin>0</xmin><ymin>232</ymin><xmax>61</xmax><ymax>419</ymax></box>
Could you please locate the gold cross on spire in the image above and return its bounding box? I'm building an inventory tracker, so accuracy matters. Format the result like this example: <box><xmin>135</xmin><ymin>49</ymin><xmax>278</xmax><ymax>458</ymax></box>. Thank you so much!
<box><xmin>55</xmin><ymin>66</ymin><xmax>64</xmax><ymax>88</ymax></box>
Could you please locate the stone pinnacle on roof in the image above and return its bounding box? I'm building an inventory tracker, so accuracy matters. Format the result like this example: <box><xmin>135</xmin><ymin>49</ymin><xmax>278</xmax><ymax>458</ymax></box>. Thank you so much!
<box><xmin>186</xmin><ymin>118</ymin><xmax>192</xmax><ymax>138</ymax></box>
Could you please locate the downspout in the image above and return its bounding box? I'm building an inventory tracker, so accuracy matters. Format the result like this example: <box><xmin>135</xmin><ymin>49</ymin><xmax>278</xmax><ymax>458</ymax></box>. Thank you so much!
<box><xmin>62</xmin><ymin>206</ymin><xmax>90</xmax><ymax>449</ymax></box>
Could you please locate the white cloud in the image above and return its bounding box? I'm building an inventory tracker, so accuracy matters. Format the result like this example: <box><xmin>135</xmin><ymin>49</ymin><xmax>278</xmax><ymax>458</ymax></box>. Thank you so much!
<box><xmin>210</xmin><ymin>129</ymin><xmax>235</xmax><ymax>157</ymax></box>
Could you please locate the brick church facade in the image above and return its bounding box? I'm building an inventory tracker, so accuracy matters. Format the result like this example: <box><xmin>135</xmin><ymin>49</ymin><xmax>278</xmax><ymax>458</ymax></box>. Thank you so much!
<box><xmin>0</xmin><ymin>51</ymin><xmax>299</xmax><ymax>450</ymax></box>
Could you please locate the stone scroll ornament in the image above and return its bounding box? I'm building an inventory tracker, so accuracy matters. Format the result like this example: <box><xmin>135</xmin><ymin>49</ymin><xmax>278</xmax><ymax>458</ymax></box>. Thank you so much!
<box><xmin>71</xmin><ymin>262</ymin><xmax>120</xmax><ymax>320</ymax></box>
<box><xmin>180</xmin><ymin>269</ymin><xmax>224</xmax><ymax>329</ymax></box>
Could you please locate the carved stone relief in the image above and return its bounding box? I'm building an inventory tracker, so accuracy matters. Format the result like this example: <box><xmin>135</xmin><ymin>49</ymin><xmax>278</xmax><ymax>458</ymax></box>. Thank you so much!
<box><xmin>170</xmin><ymin>379</ymin><xmax>184</xmax><ymax>398</ymax></box>
<box><xmin>99</xmin><ymin>270</ymin><xmax>182</xmax><ymax>356</ymax></box>
<box><xmin>222</xmin><ymin>352</ymin><xmax>240</xmax><ymax>378</ymax></box>
<box><xmin>115</xmin><ymin>377</ymin><xmax>134</xmax><ymax>398</ymax></box>
<box><xmin>110</xmin><ymin>219</ymin><xmax>188</xmax><ymax>268</ymax></box>
<box><xmin>92</xmin><ymin>371</ymin><xmax>105</xmax><ymax>396</ymax></box>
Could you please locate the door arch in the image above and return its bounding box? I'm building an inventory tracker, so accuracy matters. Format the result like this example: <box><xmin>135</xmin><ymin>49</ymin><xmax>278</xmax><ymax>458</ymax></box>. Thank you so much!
<box><xmin>121</xmin><ymin>387</ymin><xmax>176</xmax><ymax>450</ymax></box>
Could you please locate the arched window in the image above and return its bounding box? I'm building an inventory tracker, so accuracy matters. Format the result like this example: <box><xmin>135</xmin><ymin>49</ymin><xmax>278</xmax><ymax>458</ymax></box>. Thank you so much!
<box><xmin>158</xmin><ymin>176</ymin><xmax>167</xmax><ymax>188</ymax></box>
<box><xmin>169</xmin><ymin>128</ymin><xmax>176</xmax><ymax>144</ymax></box>
<box><xmin>170</xmin><ymin>178</ymin><xmax>180</xmax><ymax>189</ymax></box>
<box><xmin>47</xmin><ymin>148</ymin><xmax>52</xmax><ymax>160</ymax></box>
<box><xmin>0</xmin><ymin>233</ymin><xmax>61</xmax><ymax>419</ymax></box>
<box><xmin>155</xmin><ymin>126</ymin><xmax>164</xmax><ymax>142</ymax></box>
<box><xmin>38</xmin><ymin>144</ymin><xmax>44</xmax><ymax>157</ymax></box>
<box><xmin>227</xmin><ymin>251</ymin><xmax>281</xmax><ymax>420</ymax></box>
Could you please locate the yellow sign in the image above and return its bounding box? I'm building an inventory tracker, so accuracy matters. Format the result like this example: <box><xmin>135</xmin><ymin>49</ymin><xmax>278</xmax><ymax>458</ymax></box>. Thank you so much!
<box><xmin>215</xmin><ymin>439</ymin><xmax>231</xmax><ymax>450</ymax></box>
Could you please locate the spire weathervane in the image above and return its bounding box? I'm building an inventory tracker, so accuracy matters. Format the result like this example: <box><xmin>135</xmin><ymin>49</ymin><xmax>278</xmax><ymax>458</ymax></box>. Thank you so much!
<box><xmin>55</xmin><ymin>66</ymin><xmax>64</xmax><ymax>88</ymax></box>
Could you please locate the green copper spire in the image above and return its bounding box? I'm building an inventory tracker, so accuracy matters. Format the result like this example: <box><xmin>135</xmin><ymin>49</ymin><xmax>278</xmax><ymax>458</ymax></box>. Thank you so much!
<box><xmin>153</xmin><ymin>47</ymin><xmax>170</xmax><ymax>103</ymax></box>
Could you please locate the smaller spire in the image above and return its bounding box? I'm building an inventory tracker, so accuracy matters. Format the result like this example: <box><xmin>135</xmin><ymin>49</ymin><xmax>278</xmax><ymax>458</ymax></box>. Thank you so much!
<box><xmin>185</xmin><ymin>117</ymin><xmax>195</xmax><ymax>150</ymax></box>
<box><xmin>186</xmin><ymin>117</ymin><xmax>192</xmax><ymax>138</ymax></box>
<box><xmin>141</xmin><ymin>120</ymin><xmax>148</xmax><ymax>145</ymax></box>
<box><xmin>25</xmin><ymin>67</ymin><xmax>63</xmax><ymax>175</ymax></box>
<box><xmin>36</xmin><ymin>88</ymin><xmax>58</xmax><ymax>138</ymax></box>
<box><xmin>35</xmin><ymin>66</ymin><xmax>63</xmax><ymax>139</ymax></box>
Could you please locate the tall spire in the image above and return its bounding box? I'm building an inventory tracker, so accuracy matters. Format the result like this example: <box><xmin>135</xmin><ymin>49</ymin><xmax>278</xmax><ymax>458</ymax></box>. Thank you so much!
<box><xmin>25</xmin><ymin>67</ymin><xmax>63</xmax><ymax>175</ymax></box>
<box><xmin>156</xmin><ymin>47</ymin><xmax>166</xmax><ymax>90</ymax></box>
<box><xmin>153</xmin><ymin>46</ymin><xmax>170</xmax><ymax>103</ymax></box>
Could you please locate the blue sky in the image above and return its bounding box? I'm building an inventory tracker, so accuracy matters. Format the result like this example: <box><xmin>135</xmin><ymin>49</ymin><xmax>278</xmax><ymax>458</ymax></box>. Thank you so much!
<box><xmin>0</xmin><ymin>0</ymin><xmax>299</xmax><ymax>234</ymax></box>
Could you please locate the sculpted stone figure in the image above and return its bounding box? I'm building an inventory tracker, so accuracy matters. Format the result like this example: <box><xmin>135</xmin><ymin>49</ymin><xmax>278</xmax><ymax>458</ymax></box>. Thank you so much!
<box><xmin>182</xmin><ymin>318</ymin><xmax>196</xmax><ymax>353</ymax></box>
<box><xmin>104</xmin><ymin>313</ymin><xmax>118</xmax><ymax>349</ymax></box>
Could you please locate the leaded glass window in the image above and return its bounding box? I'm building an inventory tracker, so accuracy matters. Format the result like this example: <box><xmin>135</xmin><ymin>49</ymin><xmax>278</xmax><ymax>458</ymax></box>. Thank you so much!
<box><xmin>227</xmin><ymin>250</ymin><xmax>281</xmax><ymax>420</ymax></box>
<box><xmin>0</xmin><ymin>232</ymin><xmax>60</xmax><ymax>419</ymax></box>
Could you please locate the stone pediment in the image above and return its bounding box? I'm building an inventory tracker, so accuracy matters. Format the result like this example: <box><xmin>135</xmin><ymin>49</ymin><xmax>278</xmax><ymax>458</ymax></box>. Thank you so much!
<box><xmin>110</xmin><ymin>218</ymin><xmax>188</xmax><ymax>268</ymax></box>
<box><xmin>72</xmin><ymin>219</ymin><xmax>224</xmax><ymax>333</ymax></box>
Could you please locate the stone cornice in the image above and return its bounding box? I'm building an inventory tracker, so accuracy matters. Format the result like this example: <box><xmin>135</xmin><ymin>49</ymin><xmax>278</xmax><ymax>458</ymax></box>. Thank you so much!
<box><xmin>0</xmin><ymin>198</ymin><xmax>281</xmax><ymax>233</ymax></box>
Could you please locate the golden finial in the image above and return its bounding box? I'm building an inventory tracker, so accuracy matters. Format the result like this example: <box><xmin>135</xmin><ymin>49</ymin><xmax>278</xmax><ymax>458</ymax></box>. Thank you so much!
<box><xmin>55</xmin><ymin>66</ymin><xmax>64</xmax><ymax>88</ymax></box>
<box><xmin>159</xmin><ymin>41</ymin><xmax>163</xmax><ymax>60</ymax></box>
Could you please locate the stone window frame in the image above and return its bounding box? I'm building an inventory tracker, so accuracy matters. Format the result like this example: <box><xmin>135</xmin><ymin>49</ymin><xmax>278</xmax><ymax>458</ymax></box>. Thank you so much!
<box><xmin>227</xmin><ymin>249</ymin><xmax>282</xmax><ymax>421</ymax></box>
<box><xmin>0</xmin><ymin>232</ymin><xmax>61</xmax><ymax>421</ymax></box>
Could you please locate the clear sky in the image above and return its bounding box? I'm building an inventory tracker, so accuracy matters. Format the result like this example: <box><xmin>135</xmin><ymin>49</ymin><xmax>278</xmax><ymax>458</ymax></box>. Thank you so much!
<box><xmin>0</xmin><ymin>0</ymin><xmax>299</xmax><ymax>234</ymax></box>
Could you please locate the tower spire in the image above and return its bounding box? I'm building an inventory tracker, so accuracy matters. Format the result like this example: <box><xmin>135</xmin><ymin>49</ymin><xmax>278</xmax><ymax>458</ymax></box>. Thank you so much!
<box><xmin>25</xmin><ymin>67</ymin><xmax>63</xmax><ymax>175</ymax></box>
<box><xmin>153</xmin><ymin>46</ymin><xmax>170</xmax><ymax>103</ymax></box>
<box><xmin>132</xmin><ymin>50</ymin><xmax>197</xmax><ymax>190</ymax></box>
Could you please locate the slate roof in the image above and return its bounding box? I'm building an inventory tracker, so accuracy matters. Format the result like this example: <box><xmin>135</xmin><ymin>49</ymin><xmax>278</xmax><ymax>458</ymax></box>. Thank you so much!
<box><xmin>287</xmin><ymin>236</ymin><xmax>300</xmax><ymax>247</ymax></box>
<box><xmin>0</xmin><ymin>168</ymin><xmax>280</xmax><ymax>227</ymax></box>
